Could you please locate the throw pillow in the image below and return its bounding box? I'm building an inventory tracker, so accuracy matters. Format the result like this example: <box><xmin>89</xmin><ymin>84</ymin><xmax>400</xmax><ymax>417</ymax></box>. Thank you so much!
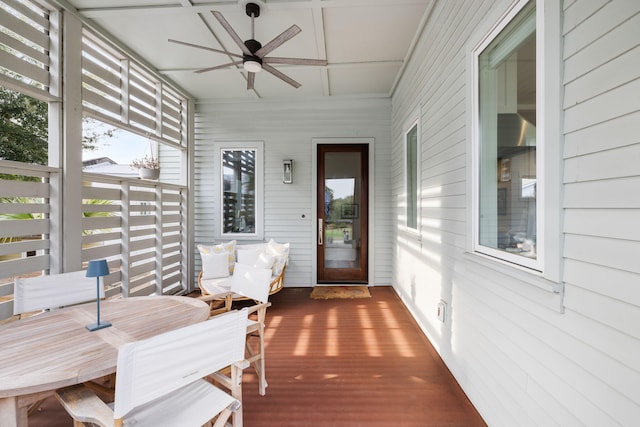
<box><xmin>200</xmin><ymin>252</ymin><xmax>230</xmax><ymax>280</ymax></box>
<box><xmin>237</xmin><ymin>247</ymin><xmax>276</xmax><ymax>271</ymax></box>
<box><xmin>197</xmin><ymin>240</ymin><xmax>236</xmax><ymax>274</ymax></box>
<box><xmin>254</xmin><ymin>251</ymin><xmax>276</xmax><ymax>270</ymax></box>
<box><xmin>267</xmin><ymin>239</ymin><xmax>290</xmax><ymax>276</ymax></box>
<box><xmin>237</xmin><ymin>247</ymin><xmax>263</xmax><ymax>266</ymax></box>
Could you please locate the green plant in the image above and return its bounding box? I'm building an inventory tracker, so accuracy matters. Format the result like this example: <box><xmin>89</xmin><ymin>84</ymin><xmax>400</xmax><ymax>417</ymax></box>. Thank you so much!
<box><xmin>130</xmin><ymin>154</ymin><xmax>159</xmax><ymax>170</ymax></box>
<box><xmin>131</xmin><ymin>138</ymin><xmax>159</xmax><ymax>170</ymax></box>
<box><xmin>0</xmin><ymin>197</ymin><xmax>43</xmax><ymax>243</ymax></box>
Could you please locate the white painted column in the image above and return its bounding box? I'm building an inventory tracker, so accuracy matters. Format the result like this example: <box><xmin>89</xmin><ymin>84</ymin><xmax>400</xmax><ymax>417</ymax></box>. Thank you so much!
<box><xmin>47</xmin><ymin>9</ymin><xmax>63</xmax><ymax>274</ymax></box>
<box><xmin>61</xmin><ymin>12</ymin><xmax>84</xmax><ymax>272</ymax></box>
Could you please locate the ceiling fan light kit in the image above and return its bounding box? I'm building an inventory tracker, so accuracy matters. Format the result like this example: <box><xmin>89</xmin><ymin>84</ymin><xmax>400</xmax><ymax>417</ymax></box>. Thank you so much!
<box><xmin>244</xmin><ymin>59</ymin><xmax>262</xmax><ymax>73</ymax></box>
<box><xmin>242</xmin><ymin>37</ymin><xmax>263</xmax><ymax>72</ymax></box>
<box><xmin>169</xmin><ymin>2</ymin><xmax>327</xmax><ymax>90</ymax></box>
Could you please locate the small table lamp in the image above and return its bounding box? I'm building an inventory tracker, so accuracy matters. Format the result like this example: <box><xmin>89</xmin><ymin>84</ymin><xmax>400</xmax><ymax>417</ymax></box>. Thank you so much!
<box><xmin>85</xmin><ymin>259</ymin><xmax>111</xmax><ymax>331</ymax></box>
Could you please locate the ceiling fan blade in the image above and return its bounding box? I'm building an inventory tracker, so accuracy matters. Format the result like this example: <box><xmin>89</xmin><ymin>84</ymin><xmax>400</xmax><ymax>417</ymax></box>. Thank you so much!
<box><xmin>247</xmin><ymin>72</ymin><xmax>255</xmax><ymax>90</ymax></box>
<box><xmin>254</xmin><ymin>25</ymin><xmax>301</xmax><ymax>58</ymax></box>
<box><xmin>168</xmin><ymin>39</ymin><xmax>243</xmax><ymax>59</ymax></box>
<box><xmin>211</xmin><ymin>11</ymin><xmax>252</xmax><ymax>56</ymax></box>
<box><xmin>262</xmin><ymin>63</ymin><xmax>301</xmax><ymax>89</ymax></box>
<box><xmin>265</xmin><ymin>57</ymin><xmax>328</xmax><ymax>66</ymax></box>
<box><xmin>194</xmin><ymin>61</ymin><xmax>243</xmax><ymax>73</ymax></box>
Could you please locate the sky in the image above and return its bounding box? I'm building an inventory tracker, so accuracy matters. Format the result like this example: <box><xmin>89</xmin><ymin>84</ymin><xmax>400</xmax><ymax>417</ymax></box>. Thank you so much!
<box><xmin>82</xmin><ymin>122</ymin><xmax>151</xmax><ymax>165</ymax></box>
<box><xmin>326</xmin><ymin>178</ymin><xmax>355</xmax><ymax>200</ymax></box>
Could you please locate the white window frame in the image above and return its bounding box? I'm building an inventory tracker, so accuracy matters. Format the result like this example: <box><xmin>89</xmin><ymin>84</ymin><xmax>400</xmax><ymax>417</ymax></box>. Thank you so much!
<box><xmin>217</xmin><ymin>141</ymin><xmax>264</xmax><ymax>241</ymax></box>
<box><xmin>402</xmin><ymin>112</ymin><xmax>421</xmax><ymax>235</ymax></box>
<box><xmin>469</xmin><ymin>0</ymin><xmax>563</xmax><ymax>283</ymax></box>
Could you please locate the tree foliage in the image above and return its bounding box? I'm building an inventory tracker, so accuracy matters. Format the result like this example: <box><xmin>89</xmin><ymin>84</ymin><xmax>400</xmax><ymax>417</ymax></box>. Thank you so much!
<box><xmin>0</xmin><ymin>86</ymin><xmax>48</xmax><ymax>164</ymax></box>
<box><xmin>0</xmin><ymin>86</ymin><xmax>114</xmax><ymax>166</ymax></box>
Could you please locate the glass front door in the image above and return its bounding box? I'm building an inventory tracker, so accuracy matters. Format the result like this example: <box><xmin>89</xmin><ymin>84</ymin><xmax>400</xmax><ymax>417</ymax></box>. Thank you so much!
<box><xmin>317</xmin><ymin>144</ymin><xmax>368</xmax><ymax>283</ymax></box>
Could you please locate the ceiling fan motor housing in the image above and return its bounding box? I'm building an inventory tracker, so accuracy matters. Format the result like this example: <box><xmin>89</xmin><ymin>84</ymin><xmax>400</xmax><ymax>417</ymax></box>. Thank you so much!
<box><xmin>243</xmin><ymin>39</ymin><xmax>263</xmax><ymax>67</ymax></box>
<box><xmin>244</xmin><ymin>38</ymin><xmax>262</xmax><ymax>54</ymax></box>
<box><xmin>245</xmin><ymin>2</ymin><xmax>260</xmax><ymax>18</ymax></box>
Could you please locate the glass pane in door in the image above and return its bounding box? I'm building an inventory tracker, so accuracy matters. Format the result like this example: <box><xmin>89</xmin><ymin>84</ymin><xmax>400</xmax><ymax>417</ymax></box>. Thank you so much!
<box><xmin>323</xmin><ymin>152</ymin><xmax>361</xmax><ymax>269</ymax></box>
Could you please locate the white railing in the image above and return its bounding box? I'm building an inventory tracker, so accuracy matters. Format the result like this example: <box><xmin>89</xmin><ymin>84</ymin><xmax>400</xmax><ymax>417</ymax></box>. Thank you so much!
<box><xmin>1</xmin><ymin>161</ymin><xmax>55</xmax><ymax>321</ymax></box>
<box><xmin>0</xmin><ymin>161</ymin><xmax>189</xmax><ymax>321</ymax></box>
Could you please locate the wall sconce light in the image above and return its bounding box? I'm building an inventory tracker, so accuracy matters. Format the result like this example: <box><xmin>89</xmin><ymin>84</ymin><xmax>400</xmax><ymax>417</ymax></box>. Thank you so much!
<box><xmin>283</xmin><ymin>159</ymin><xmax>293</xmax><ymax>184</ymax></box>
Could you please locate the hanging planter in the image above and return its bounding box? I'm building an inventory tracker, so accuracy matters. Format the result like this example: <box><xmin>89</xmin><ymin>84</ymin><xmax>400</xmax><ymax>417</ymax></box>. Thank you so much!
<box><xmin>130</xmin><ymin>138</ymin><xmax>160</xmax><ymax>180</ymax></box>
<box><xmin>138</xmin><ymin>167</ymin><xmax>160</xmax><ymax>180</ymax></box>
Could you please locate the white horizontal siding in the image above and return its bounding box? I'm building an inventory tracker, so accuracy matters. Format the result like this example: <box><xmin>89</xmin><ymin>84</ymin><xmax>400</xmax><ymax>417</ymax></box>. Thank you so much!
<box><xmin>193</xmin><ymin>97</ymin><xmax>392</xmax><ymax>287</ymax></box>
<box><xmin>391</xmin><ymin>0</ymin><xmax>640</xmax><ymax>426</ymax></box>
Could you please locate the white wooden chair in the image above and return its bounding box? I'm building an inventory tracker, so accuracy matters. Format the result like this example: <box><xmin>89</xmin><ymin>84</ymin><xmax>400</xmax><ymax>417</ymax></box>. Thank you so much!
<box><xmin>55</xmin><ymin>308</ymin><xmax>249</xmax><ymax>427</ymax></box>
<box><xmin>13</xmin><ymin>270</ymin><xmax>103</xmax><ymax>317</ymax></box>
<box><xmin>200</xmin><ymin>262</ymin><xmax>273</xmax><ymax>396</ymax></box>
<box><xmin>12</xmin><ymin>270</ymin><xmax>105</xmax><ymax>415</ymax></box>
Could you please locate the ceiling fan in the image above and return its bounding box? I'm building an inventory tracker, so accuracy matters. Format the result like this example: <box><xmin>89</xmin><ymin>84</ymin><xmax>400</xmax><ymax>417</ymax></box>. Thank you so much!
<box><xmin>169</xmin><ymin>2</ymin><xmax>327</xmax><ymax>90</ymax></box>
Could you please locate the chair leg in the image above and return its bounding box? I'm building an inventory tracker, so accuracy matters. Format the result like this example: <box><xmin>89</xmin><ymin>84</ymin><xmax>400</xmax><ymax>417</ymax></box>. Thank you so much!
<box><xmin>246</xmin><ymin>330</ymin><xmax>267</xmax><ymax>396</ymax></box>
<box><xmin>258</xmin><ymin>332</ymin><xmax>267</xmax><ymax>396</ymax></box>
<box><xmin>229</xmin><ymin>365</ymin><xmax>244</xmax><ymax>427</ymax></box>
<box><xmin>212</xmin><ymin>406</ymin><xmax>237</xmax><ymax>427</ymax></box>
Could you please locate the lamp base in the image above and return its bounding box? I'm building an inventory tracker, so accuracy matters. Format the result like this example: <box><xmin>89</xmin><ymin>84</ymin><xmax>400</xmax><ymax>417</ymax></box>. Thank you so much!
<box><xmin>86</xmin><ymin>321</ymin><xmax>112</xmax><ymax>331</ymax></box>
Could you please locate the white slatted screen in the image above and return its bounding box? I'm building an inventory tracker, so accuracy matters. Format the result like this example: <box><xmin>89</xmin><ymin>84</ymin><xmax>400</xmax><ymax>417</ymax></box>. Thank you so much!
<box><xmin>81</xmin><ymin>28</ymin><xmax>186</xmax><ymax>146</ymax></box>
<box><xmin>0</xmin><ymin>0</ymin><xmax>54</xmax><ymax>99</ymax></box>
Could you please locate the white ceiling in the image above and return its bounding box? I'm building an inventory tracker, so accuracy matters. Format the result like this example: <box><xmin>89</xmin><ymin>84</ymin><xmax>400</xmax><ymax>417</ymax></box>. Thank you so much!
<box><xmin>65</xmin><ymin>0</ymin><xmax>431</xmax><ymax>101</ymax></box>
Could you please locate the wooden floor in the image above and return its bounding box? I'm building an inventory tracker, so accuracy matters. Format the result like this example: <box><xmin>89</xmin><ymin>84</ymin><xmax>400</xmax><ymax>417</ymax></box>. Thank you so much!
<box><xmin>28</xmin><ymin>287</ymin><xmax>486</xmax><ymax>426</ymax></box>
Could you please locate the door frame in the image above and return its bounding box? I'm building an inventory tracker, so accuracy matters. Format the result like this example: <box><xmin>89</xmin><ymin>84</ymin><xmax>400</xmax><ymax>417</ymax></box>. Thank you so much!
<box><xmin>311</xmin><ymin>137</ymin><xmax>375</xmax><ymax>286</ymax></box>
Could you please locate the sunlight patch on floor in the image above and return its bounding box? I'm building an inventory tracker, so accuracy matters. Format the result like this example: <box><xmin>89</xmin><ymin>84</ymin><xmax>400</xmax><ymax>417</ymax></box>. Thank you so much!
<box><xmin>293</xmin><ymin>314</ymin><xmax>314</xmax><ymax>356</ymax></box>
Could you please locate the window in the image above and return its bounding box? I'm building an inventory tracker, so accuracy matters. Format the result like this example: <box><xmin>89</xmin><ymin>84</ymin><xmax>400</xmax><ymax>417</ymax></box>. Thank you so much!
<box><xmin>80</xmin><ymin>28</ymin><xmax>188</xmax><ymax>185</ymax></box>
<box><xmin>219</xmin><ymin>142</ymin><xmax>263</xmax><ymax>239</ymax></box>
<box><xmin>474</xmin><ymin>0</ymin><xmax>539</xmax><ymax>270</ymax></box>
<box><xmin>405</xmin><ymin>121</ymin><xmax>419</xmax><ymax>231</ymax></box>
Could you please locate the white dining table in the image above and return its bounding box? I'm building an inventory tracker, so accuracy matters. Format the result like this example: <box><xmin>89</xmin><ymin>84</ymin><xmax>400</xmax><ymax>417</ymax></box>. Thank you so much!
<box><xmin>0</xmin><ymin>295</ymin><xmax>209</xmax><ymax>427</ymax></box>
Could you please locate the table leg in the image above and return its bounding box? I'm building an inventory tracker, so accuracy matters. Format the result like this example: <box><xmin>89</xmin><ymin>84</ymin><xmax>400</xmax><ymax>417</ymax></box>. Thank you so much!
<box><xmin>0</xmin><ymin>396</ymin><xmax>28</xmax><ymax>427</ymax></box>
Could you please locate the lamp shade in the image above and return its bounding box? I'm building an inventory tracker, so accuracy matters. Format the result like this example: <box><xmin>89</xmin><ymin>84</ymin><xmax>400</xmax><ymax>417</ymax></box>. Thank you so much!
<box><xmin>86</xmin><ymin>259</ymin><xmax>109</xmax><ymax>278</ymax></box>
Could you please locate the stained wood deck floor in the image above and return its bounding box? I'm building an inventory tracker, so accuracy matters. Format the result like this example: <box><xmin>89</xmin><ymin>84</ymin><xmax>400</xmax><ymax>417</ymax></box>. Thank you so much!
<box><xmin>28</xmin><ymin>286</ymin><xmax>486</xmax><ymax>426</ymax></box>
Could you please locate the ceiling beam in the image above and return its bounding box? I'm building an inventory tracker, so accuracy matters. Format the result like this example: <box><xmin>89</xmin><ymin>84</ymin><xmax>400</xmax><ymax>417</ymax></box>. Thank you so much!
<box><xmin>77</xmin><ymin>0</ymin><xmax>430</xmax><ymax>18</ymax></box>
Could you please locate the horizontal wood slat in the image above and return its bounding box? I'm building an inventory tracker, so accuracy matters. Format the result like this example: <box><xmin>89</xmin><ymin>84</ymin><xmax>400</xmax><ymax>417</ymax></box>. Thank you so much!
<box><xmin>0</xmin><ymin>31</ymin><xmax>49</xmax><ymax>65</ymax></box>
<box><xmin>161</xmin><ymin>125</ymin><xmax>181</xmax><ymax>142</ymax></box>
<box><xmin>0</xmin><ymin>202</ymin><xmax>49</xmax><ymax>215</ymax></box>
<box><xmin>4</xmin><ymin>0</ymin><xmax>49</xmax><ymax>28</ymax></box>
<box><xmin>82</xmin><ymin>70</ymin><xmax>121</xmax><ymax>100</ymax></box>
<box><xmin>81</xmin><ymin>242</ymin><xmax>120</xmax><ymax>262</ymax></box>
<box><xmin>82</xmin><ymin>87</ymin><xmax>121</xmax><ymax>117</ymax></box>
<box><xmin>0</xmin><ymin>179</ymin><xmax>49</xmax><ymax>198</ymax></box>
<box><xmin>82</xmin><ymin>185</ymin><xmax>121</xmax><ymax>201</ymax></box>
<box><xmin>0</xmin><ymin>218</ymin><xmax>48</xmax><ymax>238</ymax></box>
<box><xmin>0</xmin><ymin>238</ymin><xmax>49</xmax><ymax>257</ymax></box>
<box><xmin>82</xmin><ymin>56</ymin><xmax>121</xmax><ymax>88</ymax></box>
<box><xmin>0</xmin><ymin>49</ymin><xmax>48</xmax><ymax>88</ymax></box>
<box><xmin>129</xmin><ymin>84</ymin><xmax>156</xmax><ymax>111</ymax></box>
<box><xmin>0</xmin><ymin>254</ymin><xmax>48</xmax><ymax>278</ymax></box>
<box><xmin>128</xmin><ymin>109</ymin><xmax>156</xmax><ymax>132</ymax></box>
<box><xmin>0</xmin><ymin>8</ymin><xmax>49</xmax><ymax>50</ymax></box>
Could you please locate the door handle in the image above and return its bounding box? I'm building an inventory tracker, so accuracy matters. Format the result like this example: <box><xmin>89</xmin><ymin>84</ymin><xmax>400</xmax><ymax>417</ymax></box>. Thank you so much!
<box><xmin>318</xmin><ymin>218</ymin><xmax>323</xmax><ymax>245</ymax></box>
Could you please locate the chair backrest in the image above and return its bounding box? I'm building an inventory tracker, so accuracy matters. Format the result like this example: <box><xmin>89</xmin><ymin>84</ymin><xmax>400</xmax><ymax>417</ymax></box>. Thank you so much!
<box><xmin>113</xmin><ymin>307</ymin><xmax>248</xmax><ymax>420</ymax></box>
<box><xmin>230</xmin><ymin>262</ymin><xmax>272</xmax><ymax>303</ymax></box>
<box><xmin>13</xmin><ymin>270</ymin><xmax>104</xmax><ymax>315</ymax></box>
